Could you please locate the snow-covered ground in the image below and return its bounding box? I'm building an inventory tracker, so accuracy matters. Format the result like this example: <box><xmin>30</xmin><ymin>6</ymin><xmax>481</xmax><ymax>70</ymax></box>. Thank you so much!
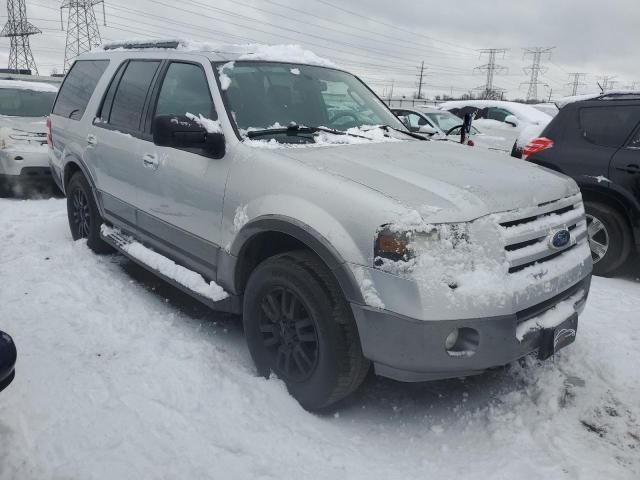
<box><xmin>1</xmin><ymin>198</ymin><xmax>639</xmax><ymax>479</ymax></box>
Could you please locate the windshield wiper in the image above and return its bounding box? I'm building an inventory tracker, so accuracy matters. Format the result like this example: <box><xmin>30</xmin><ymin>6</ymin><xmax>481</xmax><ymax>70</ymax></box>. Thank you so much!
<box><xmin>375</xmin><ymin>124</ymin><xmax>428</xmax><ymax>141</ymax></box>
<box><xmin>245</xmin><ymin>123</ymin><xmax>370</xmax><ymax>140</ymax></box>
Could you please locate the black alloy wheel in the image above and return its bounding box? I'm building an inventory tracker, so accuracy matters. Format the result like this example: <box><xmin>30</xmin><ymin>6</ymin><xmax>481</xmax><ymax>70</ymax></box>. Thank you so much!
<box><xmin>259</xmin><ymin>287</ymin><xmax>319</xmax><ymax>383</ymax></box>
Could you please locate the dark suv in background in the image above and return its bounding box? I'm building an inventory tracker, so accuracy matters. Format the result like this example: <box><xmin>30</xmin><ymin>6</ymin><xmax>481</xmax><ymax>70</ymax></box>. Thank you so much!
<box><xmin>522</xmin><ymin>93</ymin><xmax>640</xmax><ymax>275</ymax></box>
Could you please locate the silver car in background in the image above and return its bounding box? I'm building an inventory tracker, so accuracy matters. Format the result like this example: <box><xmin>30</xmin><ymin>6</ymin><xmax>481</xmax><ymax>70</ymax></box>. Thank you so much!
<box><xmin>0</xmin><ymin>79</ymin><xmax>58</xmax><ymax>196</ymax></box>
<box><xmin>48</xmin><ymin>41</ymin><xmax>592</xmax><ymax>410</ymax></box>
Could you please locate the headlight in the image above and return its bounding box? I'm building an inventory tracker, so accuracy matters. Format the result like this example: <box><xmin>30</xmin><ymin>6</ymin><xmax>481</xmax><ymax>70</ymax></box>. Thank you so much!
<box><xmin>374</xmin><ymin>227</ymin><xmax>440</xmax><ymax>266</ymax></box>
<box><xmin>374</xmin><ymin>223</ymin><xmax>471</xmax><ymax>270</ymax></box>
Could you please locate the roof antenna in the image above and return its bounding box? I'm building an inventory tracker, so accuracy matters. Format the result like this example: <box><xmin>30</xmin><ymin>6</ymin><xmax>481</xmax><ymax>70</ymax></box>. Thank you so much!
<box><xmin>596</xmin><ymin>82</ymin><xmax>605</xmax><ymax>95</ymax></box>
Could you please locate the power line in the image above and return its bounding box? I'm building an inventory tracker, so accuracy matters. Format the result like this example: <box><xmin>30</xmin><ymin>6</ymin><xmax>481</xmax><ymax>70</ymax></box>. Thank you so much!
<box><xmin>0</xmin><ymin>0</ymin><xmax>41</xmax><ymax>74</ymax></box>
<box><xmin>60</xmin><ymin>0</ymin><xmax>106</xmax><ymax>72</ymax></box>
<box><xmin>475</xmin><ymin>48</ymin><xmax>508</xmax><ymax>99</ymax></box>
<box><xmin>521</xmin><ymin>46</ymin><xmax>554</xmax><ymax>102</ymax></box>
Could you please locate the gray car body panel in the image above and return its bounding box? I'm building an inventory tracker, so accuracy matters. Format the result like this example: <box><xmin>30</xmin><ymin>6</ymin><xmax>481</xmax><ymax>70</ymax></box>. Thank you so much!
<box><xmin>49</xmin><ymin>47</ymin><xmax>592</xmax><ymax>382</ymax></box>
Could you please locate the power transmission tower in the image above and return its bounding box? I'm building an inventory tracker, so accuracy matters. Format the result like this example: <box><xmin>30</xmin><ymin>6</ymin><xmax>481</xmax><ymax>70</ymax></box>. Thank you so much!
<box><xmin>474</xmin><ymin>48</ymin><xmax>508</xmax><ymax>100</ymax></box>
<box><xmin>598</xmin><ymin>75</ymin><xmax>618</xmax><ymax>93</ymax></box>
<box><xmin>567</xmin><ymin>72</ymin><xmax>586</xmax><ymax>96</ymax></box>
<box><xmin>0</xmin><ymin>0</ymin><xmax>41</xmax><ymax>74</ymax></box>
<box><xmin>415</xmin><ymin>61</ymin><xmax>426</xmax><ymax>99</ymax></box>
<box><xmin>60</xmin><ymin>0</ymin><xmax>106</xmax><ymax>72</ymax></box>
<box><xmin>521</xmin><ymin>47</ymin><xmax>554</xmax><ymax>103</ymax></box>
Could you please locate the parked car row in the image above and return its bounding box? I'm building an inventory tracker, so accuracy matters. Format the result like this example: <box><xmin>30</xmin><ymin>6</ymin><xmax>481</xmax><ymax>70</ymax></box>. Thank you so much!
<box><xmin>45</xmin><ymin>40</ymin><xmax>592</xmax><ymax>409</ymax></box>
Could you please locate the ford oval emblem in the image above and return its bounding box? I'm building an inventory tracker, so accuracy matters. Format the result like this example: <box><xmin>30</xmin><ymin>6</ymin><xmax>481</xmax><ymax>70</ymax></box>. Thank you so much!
<box><xmin>549</xmin><ymin>229</ymin><xmax>571</xmax><ymax>250</ymax></box>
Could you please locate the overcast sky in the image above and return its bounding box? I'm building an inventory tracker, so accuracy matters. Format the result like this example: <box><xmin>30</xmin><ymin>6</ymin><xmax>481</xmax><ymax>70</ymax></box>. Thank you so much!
<box><xmin>1</xmin><ymin>0</ymin><xmax>638</xmax><ymax>100</ymax></box>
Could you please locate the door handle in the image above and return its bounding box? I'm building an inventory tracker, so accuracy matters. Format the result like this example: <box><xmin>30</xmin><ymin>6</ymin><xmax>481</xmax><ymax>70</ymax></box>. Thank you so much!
<box><xmin>142</xmin><ymin>153</ymin><xmax>159</xmax><ymax>169</ymax></box>
<box><xmin>87</xmin><ymin>134</ymin><xmax>97</xmax><ymax>146</ymax></box>
<box><xmin>616</xmin><ymin>164</ymin><xmax>640</xmax><ymax>174</ymax></box>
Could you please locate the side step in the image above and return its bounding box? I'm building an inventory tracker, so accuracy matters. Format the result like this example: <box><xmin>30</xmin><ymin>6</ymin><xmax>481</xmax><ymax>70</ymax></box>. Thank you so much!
<box><xmin>100</xmin><ymin>225</ymin><xmax>241</xmax><ymax>314</ymax></box>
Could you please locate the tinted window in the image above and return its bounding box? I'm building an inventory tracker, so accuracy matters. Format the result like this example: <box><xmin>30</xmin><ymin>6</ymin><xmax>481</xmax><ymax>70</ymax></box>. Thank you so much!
<box><xmin>97</xmin><ymin>62</ymin><xmax>126</xmax><ymax>122</ymax></box>
<box><xmin>0</xmin><ymin>89</ymin><xmax>57</xmax><ymax>117</ymax></box>
<box><xmin>53</xmin><ymin>60</ymin><xmax>109</xmax><ymax>120</ymax></box>
<box><xmin>487</xmin><ymin>107</ymin><xmax>512</xmax><ymax>122</ymax></box>
<box><xmin>155</xmin><ymin>63</ymin><xmax>215</xmax><ymax>119</ymax></box>
<box><xmin>579</xmin><ymin>106</ymin><xmax>640</xmax><ymax>148</ymax></box>
<box><xmin>109</xmin><ymin>60</ymin><xmax>161</xmax><ymax>131</ymax></box>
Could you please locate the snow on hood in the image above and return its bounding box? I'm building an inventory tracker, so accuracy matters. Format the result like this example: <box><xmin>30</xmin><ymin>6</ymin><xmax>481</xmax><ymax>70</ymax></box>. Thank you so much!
<box><xmin>273</xmin><ymin>140</ymin><xmax>578</xmax><ymax>223</ymax></box>
<box><xmin>0</xmin><ymin>79</ymin><xmax>58</xmax><ymax>93</ymax></box>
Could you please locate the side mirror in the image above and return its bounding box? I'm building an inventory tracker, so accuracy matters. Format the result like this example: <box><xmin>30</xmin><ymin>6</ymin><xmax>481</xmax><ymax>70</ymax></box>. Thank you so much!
<box><xmin>504</xmin><ymin>115</ymin><xmax>519</xmax><ymax>127</ymax></box>
<box><xmin>418</xmin><ymin>125</ymin><xmax>438</xmax><ymax>135</ymax></box>
<box><xmin>0</xmin><ymin>330</ymin><xmax>17</xmax><ymax>394</ymax></box>
<box><xmin>152</xmin><ymin>114</ymin><xmax>225</xmax><ymax>159</ymax></box>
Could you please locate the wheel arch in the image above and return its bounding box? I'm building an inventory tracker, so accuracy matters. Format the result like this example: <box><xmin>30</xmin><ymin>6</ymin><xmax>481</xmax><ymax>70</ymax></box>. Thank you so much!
<box><xmin>218</xmin><ymin>216</ymin><xmax>365</xmax><ymax>305</ymax></box>
<box><xmin>62</xmin><ymin>157</ymin><xmax>105</xmax><ymax>217</ymax></box>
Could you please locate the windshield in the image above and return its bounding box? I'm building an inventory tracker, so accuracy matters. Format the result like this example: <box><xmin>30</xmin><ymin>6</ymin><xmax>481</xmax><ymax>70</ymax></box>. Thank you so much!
<box><xmin>423</xmin><ymin>110</ymin><xmax>464</xmax><ymax>132</ymax></box>
<box><xmin>0</xmin><ymin>88</ymin><xmax>57</xmax><ymax>117</ymax></box>
<box><xmin>216</xmin><ymin>62</ymin><xmax>406</xmax><ymax>141</ymax></box>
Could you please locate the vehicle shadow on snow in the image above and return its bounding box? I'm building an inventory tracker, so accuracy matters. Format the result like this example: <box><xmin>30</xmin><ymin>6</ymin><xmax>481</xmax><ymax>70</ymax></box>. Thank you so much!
<box><xmin>115</xmin><ymin>256</ymin><xmax>531</xmax><ymax>419</ymax></box>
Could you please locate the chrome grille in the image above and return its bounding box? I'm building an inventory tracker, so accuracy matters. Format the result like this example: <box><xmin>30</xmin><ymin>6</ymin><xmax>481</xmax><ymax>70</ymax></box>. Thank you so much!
<box><xmin>496</xmin><ymin>194</ymin><xmax>587</xmax><ymax>273</ymax></box>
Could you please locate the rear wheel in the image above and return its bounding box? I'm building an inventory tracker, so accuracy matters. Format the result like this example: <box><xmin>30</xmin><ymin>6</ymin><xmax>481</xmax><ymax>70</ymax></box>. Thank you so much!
<box><xmin>66</xmin><ymin>172</ymin><xmax>113</xmax><ymax>254</ymax></box>
<box><xmin>243</xmin><ymin>251</ymin><xmax>369</xmax><ymax>411</ymax></box>
<box><xmin>585</xmin><ymin>201</ymin><xmax>631</xmax><ymax>276</ymax></box>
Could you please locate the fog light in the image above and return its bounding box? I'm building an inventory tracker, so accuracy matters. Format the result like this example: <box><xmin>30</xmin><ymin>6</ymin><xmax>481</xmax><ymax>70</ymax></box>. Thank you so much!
<box><xmin>445</xmin><ymin>329</ymin><xmax>459</xmax><ymax>350</ymax></box>
<box><xmin>445</xmin><ymin>327</ymin><xmax>480</xmax><ymax>357</ymax></box>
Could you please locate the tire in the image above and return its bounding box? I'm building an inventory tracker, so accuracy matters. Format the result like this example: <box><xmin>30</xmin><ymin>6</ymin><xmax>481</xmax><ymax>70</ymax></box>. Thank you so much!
<box><xmin>66</xmin><ymin>172</ymin><xmax>113</xmax><ymax>254</ymax></box>
<box><xmin>243</xmin><ymin>251</ymin><xmax>370</xmax><ymax>411</ymax></box>
<box><xmin>585</xmin><ymin>200</ymin><xmax>632</xmax><ymax>276</ymax></box>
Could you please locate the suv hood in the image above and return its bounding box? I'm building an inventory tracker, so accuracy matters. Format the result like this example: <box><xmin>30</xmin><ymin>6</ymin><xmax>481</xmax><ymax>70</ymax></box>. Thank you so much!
<box><xmin>277</xmin><ymin>140</ymin><xmax>578</xmax><ymax>223</ymax></box>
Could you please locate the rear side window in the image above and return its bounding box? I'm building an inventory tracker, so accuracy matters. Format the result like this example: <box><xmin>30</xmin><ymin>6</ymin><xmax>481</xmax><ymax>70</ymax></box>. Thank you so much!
<box><xmin>579</xmin><ymin>106</ymin><xmax>640</xmax><ymax>148</ymax></box>
<box><xmin>108</xmin><ymin>60</ymin><xmax>161</xmax><ymax>131</ymax></box>
<box><xmin>53</xmin><ymin>60</ymin><xmax>109</xmax><ymax>120</ymax></box>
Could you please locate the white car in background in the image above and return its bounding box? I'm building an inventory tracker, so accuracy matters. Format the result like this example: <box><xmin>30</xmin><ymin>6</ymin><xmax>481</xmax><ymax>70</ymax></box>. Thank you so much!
<box><xmin>0</xmin><ymin>79</ymin><xmax>58</xmax><ymax>196</ymax></box>
<box><xmin>391</xmin><ymin>105</ymin><xmax>515</xmax><ymax>152</ymax></box>
<box><xmin>438</xmin><ymin>100</ymin><xmax>553</xmax><ymax>157</ymax></box>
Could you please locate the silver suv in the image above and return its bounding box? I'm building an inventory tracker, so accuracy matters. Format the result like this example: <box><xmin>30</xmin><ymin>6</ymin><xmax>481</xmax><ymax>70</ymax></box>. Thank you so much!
<box><xmin>48</xmin><ymin>41</ymin><xmax>592</xmax><ymax>410</ymax></box>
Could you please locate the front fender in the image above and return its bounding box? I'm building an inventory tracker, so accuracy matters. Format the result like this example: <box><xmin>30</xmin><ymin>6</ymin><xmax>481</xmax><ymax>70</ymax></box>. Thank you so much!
<box><xmin>221</xmin><ymin>212</ymin><xmax>366</xmax><ymax>304</ymax></box>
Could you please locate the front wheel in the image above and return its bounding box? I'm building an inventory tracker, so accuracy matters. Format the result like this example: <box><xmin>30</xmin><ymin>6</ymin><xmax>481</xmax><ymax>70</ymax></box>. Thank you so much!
<box><xmin>243</xmin><ymin>251</ymin><xmax>369</xmax><ymax>411</ymax></box>
<box><xmin>66</xmin><ymin>172</ymin><xmax>113</xmax><ymax>254</ymax></box>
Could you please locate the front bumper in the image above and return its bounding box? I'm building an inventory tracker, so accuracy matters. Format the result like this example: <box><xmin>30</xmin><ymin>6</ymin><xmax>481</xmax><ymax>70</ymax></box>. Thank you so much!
<box><xmin>351</xmin><ymin>276</ymin><xmax>591</xmax><ymax>382</ymax></box>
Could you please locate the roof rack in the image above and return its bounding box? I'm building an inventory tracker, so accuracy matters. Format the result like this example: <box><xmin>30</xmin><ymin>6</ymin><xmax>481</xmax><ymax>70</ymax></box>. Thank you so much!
<box><xmin>597</xmin><ymin>92</ymin><xmax>640</xmax><ymax>101</ymax></box>
<box><xmin>102</xmin><ymin>40</ymin><xmax>181</xmax><ymax>51</ymax></box>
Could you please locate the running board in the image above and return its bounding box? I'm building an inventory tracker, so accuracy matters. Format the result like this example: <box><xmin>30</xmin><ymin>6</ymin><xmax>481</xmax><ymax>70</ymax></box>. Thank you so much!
<box><xmin>100</xmin><ymin>225</ymin><xmax>241</xmax><ymax>314</ymax></box>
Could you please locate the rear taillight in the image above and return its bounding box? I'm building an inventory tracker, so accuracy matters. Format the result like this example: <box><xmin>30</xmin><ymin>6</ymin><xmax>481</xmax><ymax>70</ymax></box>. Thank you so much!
<box><xmin>522</xmin><ymin>137</ymin><xmax>554</xmax><ymax>160</ymax></box>
<box><xmin>46</xmin><ymin>116</ymin><xmax>53</xmax><ymax>148</ymax></box>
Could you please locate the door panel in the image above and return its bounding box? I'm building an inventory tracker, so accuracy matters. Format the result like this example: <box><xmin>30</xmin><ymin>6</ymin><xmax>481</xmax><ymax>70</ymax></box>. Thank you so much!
<box><xmin>135</xmin><ymin>61</ymin><xmax>230</xmax><ymax>249</ymax></box>
<box><xmin>610</xmin><ymin>129</ymin><xmax>640</xmax><ymax>203</ymax></box>
<box><xmin>88</xmin><ymin>59</ymin><xmax>162</xmax><ymax>223</ymax></box>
